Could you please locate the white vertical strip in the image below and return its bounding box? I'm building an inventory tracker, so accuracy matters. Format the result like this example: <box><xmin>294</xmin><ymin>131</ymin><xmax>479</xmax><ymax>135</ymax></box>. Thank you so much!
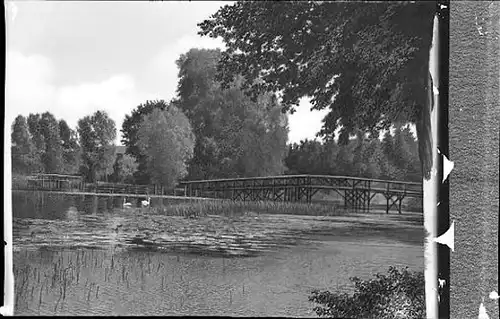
<box><xmin>1</xmin><ymin>102</ymin><xmax>14</xmax><ymax>316</ymax></box>
<box><xmin>424</xmin><ymin>14</ymin><xmax>440</xmax><ymax>319</ymax></box>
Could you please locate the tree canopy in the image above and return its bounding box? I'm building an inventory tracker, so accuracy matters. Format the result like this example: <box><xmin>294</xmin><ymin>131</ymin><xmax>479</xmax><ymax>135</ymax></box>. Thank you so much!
<box><xmin>58</xmin><ymin>119</ymin><xmax>81</xmax><ymax>174</ymax></box>
<box><xmin>137</xmin><ymin>105</ymin><xmax>195</xmax><ymax>189</ymax></box>
<box><xmin>174</xmin><ymin>48</ymin><xmax>289</xmax><ymax>179</ymax></box>
<box><xmin>198</xmin><ymin>1</ymin><xmax>436</xmax><ymax>176</ymax></box>
<box><xmin>121</xmin><ymin>100</ymin><xmax>171</xmax><ymax>184</ymax></box>
<box><xmin>77</xmin><ymin>110</ymin><xmax>117</xmax><ymax>182</ymax></box>
<box><xmin>11</xmin><ymin>110</ymin><xmax>131</xmax><ymax>183</ymax></box>
<box><xmin>111</xmin><ymin>153</ymin><xmax>138</xmax><ymax>184</ymax></box>
<box><xmin>27</xmin><ymin>113</ymin><xmax>46</xmax><ymax>160</ymax></box>
<box><xmin>15</xmin><ymin>112</ymin><xmax>78</xmax><ymax>174</ymax></box>
<box><xmin>285</xmin><ymin>128</ymin><xmax>421</xmax><ymax>183</ymax></box>
<box><xmin>11</xmin><ymin>115</ymin><xmax>41</xmax><ymax>174</ymax></box>
<box><xmin>37</xmin><ymin>112</ymin><xmax>64</xmax><ymax>173</ymax></box>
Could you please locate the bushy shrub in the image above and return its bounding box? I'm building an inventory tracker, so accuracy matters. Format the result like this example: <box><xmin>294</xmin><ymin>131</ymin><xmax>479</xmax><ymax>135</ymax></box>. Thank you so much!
<box><xmin>309</xmin><ymin>266</ymin><xmax>425</xmax><ymax>319</ymax></box>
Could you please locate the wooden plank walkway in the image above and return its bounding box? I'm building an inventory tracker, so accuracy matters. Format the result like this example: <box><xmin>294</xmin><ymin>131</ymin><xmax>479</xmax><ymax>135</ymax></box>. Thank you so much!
<box><xmin>11</xmin><ymin>189</ymin><xmax>217</xmax><ymax>201</ymax></box>
<box><xmin>13</xmin><ymin>174</ymin><xmax>423</xmax><ymax>214</ymax></box>
<box><xmin>179</xmin><ymin>174</ymin><xmax>423</xmax><ymax>214</ymax></box>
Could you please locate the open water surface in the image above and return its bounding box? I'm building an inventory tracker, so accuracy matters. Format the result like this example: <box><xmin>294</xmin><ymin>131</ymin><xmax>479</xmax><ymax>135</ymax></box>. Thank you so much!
<box><xmin>12</xmin><ymin>192</ymin><xmax>424</xmax><ymax>316</ymax></box>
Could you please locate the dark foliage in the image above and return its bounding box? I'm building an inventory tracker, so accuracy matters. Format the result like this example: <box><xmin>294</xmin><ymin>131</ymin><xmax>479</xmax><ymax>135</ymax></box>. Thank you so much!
<box><xmin>121</xmin><ymin>100</ymin><xmax>170</xmax><ymax>184</ymax></box>
<box><xmin>309</xmin><ymin>266</ymin><xmax>425</xmax><ymax>318</ymax></box>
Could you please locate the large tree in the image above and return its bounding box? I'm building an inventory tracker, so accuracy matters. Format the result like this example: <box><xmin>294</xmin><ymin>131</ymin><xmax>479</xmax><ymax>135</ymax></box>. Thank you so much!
<box><xmin>27</xmin><ymin>113</ymin><xmax>46</xmax><ymax>162</ymax></box>
<box><xmin>38</xmin><ymin>112</ymin><xmax>64</xmax><ymax>173</ymax></box>
<box><xmin>59</xmin><ymin>119</ymin><xmax>81</xmax><ymax>174</ymax></box>
<box><xmin>198</xmin><ymin>1</ymin><xmax>436</xmax><ymax>178</ymax></box>
<box><xmin>121</xmin><ymin>100</ymin><xmax>171</xmax><ymax>184</ymax></box>
<box><xmin>11</xmin><ymin>115</ymin><xmax>42</xmax><ymax>174</ymax></box>
<box><xmin>111</xmin><ymin>153</ymin><xmax>138</xmax><ymax>184</ymax></box>
<box><xmin>391</xmin><ymin>125</ymin><xmax>421</xmax><ymax>182</ymax></box>
<box><xmin>285</xmin><ymin>139</ymin><xmax>324</xmax><ymax>175</ymax></box>
<box><xmin>174</xmin><ymin>48</ymin><xmax>289</xmax><ymax>179</ymax></box>
<box><xmin>77</xmin><ymin>111</ymin><xmax>117</xmax><ymax>182</ymax></box>
<box><xmin>137</xmin><ymin>105</ymin><xmax>195</xmax><ymax>189</ymax></box>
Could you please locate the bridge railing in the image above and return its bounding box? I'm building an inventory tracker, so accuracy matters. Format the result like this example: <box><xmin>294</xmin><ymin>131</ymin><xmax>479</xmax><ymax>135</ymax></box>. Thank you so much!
<box><xmin>179</xmin><ymin>174</ymin><xmax>423</xmax><ymax>191</ymax></box>
<box><xmin>369</xmin><ymin>180</ymin><xmax>423</xmax><ymax>195</ymax></box>
<box><xmin>19</xmin><ymin>177</ymin><xmax>161</xmax><ymax>196</ymax></box>
<box><xmin>15</xmin><ymin>174</ymin><xmax>423</xmax><ymax>200</ymax></box>
<box><xmin>25</xmin><ymin>177</ymin><xmax>83</xmax><ymax>191</ymax></box>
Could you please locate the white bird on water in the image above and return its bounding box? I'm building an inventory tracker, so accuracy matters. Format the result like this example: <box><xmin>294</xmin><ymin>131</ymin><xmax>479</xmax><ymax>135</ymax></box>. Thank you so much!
<box><xmin>141</xmin><ymin>196</ymin><xmax>151</xmax><ymax>208</ymax></box>
<box><xmin>123</xmin><ymin>197</ymin><xmax>132</xmax><ymax>209</ymax></box>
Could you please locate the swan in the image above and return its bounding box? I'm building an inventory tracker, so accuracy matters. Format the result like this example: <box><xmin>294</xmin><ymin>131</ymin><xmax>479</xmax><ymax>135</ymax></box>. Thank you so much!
<box><xmin>141</xmin><ymin>196</ymin><xmax>151</xmax><ymax>208</ymax></box>
<box><xmin>123</xmin><ymin>197</ymin><xmax>132</xmax><ymax>209</ymax></box>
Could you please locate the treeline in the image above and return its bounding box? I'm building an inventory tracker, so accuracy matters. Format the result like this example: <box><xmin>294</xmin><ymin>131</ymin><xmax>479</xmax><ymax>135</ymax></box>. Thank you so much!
<box><xmin>285</xmin><ymin>127</ymin><xmax>421</xmax><ymax>182</ymax></box>
<box><xmin>120</xmin><ymin>48</ymin><xmax>288</xmax><ymax>186</ymax></box>
<box><xmin>11</xmin><ymin>48</ymin><xmax>420</xmax><ymax>189</ymax></box>
<box><xmin>11</xmin><ymin>113</ymin><xmax>80</xmax><ymax>176</ymax></box>
<box><xmin>10</xmin><ymin>48</ymin><xmax>289</xmax><ymax>188</ymax></box>
<box><xmin>11</xmin><ymin>111</ymin><xmax>122</xmax><ymax>182</ymax></box>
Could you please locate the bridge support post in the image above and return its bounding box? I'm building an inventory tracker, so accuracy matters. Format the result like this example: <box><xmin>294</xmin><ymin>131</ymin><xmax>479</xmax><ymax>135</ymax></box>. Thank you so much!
<box><xmin>92</xmin><ymin>195</ymin><xmax>98</xmax><ymax>215</ymax></box>
<box><xmin>397</xmin><ymin>195</ymin><xmax>406</xmax><ymax>214</ymax></box>
<box><xmin>354</xmin><ymin>190</ymin><xmax>359</xmax><ymax>212</ymax></box>
<box><xmin>385</xmin><ymin>194</ymin><xmax>390</xmax><ymax>214</ymax></box>
<box><xmin>344</xmin><ymin>190</ymin><xmax>348</xmax><ymax>210</ymax></box>
<box><xmin>116</xmin><ymin>196</ymin><xmax>122</xmax><ymax>208</ymax></box>
<box><xmin>107</xmin><ymin>197</ymin><xmax>114</xmax><ymax>211</ymax></box>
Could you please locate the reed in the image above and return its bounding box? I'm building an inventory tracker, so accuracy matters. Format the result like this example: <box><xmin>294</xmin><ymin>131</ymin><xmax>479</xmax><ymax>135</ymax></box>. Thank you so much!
<box><xmin>148</xmin><ymin>199</ymin><xmax>348</xmax><ymax>218</ymax></box>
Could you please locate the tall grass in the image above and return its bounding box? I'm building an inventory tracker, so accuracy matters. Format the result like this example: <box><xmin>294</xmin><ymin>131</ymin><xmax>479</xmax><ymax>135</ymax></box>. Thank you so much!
<box><xmin>13</xmin><ymin>249</ymin><xmax>182</xmax><ymax>315</ymax></box>
<box><xmin>148</xmin><ymin>199</ymin><xmax>349</xmax><ymax>218</ymax></box>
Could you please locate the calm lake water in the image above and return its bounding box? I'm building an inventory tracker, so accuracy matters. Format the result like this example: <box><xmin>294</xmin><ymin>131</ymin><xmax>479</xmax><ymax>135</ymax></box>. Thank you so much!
<box><xmin>12</xmin><ymin>191</ymin><xmax>424</xmax><ymax>317</ymax></box>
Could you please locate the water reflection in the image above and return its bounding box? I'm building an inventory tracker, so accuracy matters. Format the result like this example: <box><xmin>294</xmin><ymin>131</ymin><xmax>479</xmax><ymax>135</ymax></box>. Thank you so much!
<box><xmin>11</xmin><ymin>191</ymin><xmax>425</xmax><ymax>259</ymax></box>
<box><xmin>11</xmin><ymin>191</ymin><xmax>425</xmax><ymax>317</ymax></box>
<box><xmin>12</xmin><ymin>191</ymin><xmax>320</xmax><ymax>257</ymax></box>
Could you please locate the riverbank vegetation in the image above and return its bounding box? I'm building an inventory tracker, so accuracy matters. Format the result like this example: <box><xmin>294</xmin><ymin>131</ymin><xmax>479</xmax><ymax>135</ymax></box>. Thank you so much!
<box><xmin>309</xmin><ymin>266</ymin><xmax>425</xmax><ymax>319</ymax></box>
<box><xmin>10</xmin><ymin>103</ymin><xmax>421</xmax><ymax>191</ymax></box>
<box><xmin>149</xmin><ymin>199</ymin><xmax>348</xmax><ymax>218</ymax></box>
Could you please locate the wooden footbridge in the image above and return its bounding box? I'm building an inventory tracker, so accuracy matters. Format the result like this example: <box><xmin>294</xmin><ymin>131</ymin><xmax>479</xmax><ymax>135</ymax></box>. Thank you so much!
<box><xmin>13</xmin><ymin>174</ymin><xmax>423</xmax><ymax>213</ymax></box>
<box><xmin>12</xmin><ymin>174</ymin><xmax>187</xmax><ymax>202</ymax></box>
<box><xmin>179</xmin><ymin>175</ymin><xmax>423</xmax><ymax>214</ymax></box>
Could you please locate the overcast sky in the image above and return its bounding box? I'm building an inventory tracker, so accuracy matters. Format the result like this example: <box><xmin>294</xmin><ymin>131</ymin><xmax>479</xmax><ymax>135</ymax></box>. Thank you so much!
<box><xmin>5</xmin><ymin>1</ymin><xmax>329</xmax><ymax>145</ymax></box>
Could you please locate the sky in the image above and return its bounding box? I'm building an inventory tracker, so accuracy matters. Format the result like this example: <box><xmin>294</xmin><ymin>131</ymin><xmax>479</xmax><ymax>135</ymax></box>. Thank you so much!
<box><xmin>5</xmin><ymin>1</ymin><xmax>329</xmax><ymax>145</ymax></box>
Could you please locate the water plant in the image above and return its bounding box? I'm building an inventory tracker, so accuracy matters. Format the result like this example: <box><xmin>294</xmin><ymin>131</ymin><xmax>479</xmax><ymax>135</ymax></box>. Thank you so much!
<box><xmin>149</xmin><ymin>199</ymin><xmax>347</xmax><ymax>218</ymax></box>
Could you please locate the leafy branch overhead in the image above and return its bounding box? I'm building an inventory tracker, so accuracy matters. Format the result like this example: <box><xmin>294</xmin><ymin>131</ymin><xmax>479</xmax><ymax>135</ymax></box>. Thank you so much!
<box><xmin>198</xmin><ymin>1</ymin><xmax>435</xmax><ymax>144</ymax></box>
